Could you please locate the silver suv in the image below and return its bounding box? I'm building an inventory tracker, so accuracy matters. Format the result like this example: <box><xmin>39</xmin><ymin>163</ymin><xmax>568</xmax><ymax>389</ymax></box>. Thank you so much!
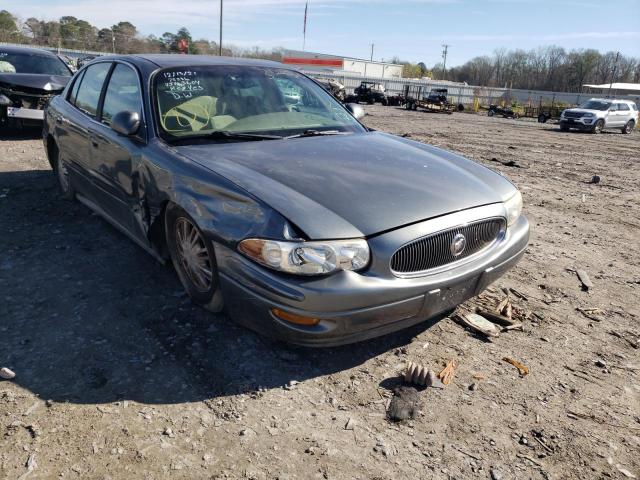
<box><xmin>560</xmin><ymin>99</ymin><xmax>638</xmax><ymax>134</ymax></box>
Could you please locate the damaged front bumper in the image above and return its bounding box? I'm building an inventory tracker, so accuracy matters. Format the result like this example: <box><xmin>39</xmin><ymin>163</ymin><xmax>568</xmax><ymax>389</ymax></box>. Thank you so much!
<box><xmin>0</xmin><ymin>87</ymin><xmax>56</xmax><ymax>126</ymax></box>
<box><xmin>214</xmin><ymin>214</ymin><xmax>530</xmax><ymax>347</ymax></box>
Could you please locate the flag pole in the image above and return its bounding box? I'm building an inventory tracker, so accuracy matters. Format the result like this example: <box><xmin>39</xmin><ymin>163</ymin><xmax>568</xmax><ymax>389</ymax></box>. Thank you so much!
<box><xmin>303</xmin><ymin>1</ymin><xmax>308</xmax><ymax>51</ymax></box>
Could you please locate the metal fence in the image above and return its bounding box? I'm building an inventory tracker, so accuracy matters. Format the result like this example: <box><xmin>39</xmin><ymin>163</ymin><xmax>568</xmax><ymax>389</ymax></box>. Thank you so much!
<box><xmin>301</xmin><ymin>69</ymin><xmax>640</xmax><ymax>108</ymax></box>
<box><xmin>0</xmin><ymin>41</ymin><xmax>107</xmax><ymax>59</ymax></box>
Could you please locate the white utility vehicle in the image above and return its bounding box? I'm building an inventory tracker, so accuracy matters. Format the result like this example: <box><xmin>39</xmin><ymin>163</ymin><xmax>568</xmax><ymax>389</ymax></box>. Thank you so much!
<box><xmin>559</xmin><ymin>99</ymin><xmax>638</xmax><ymax>134</ymax></box>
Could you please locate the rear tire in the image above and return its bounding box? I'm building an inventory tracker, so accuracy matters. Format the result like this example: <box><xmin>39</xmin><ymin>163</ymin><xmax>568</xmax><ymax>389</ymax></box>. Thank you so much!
<box><xmin>538</xmin><ymin>114</ymin><xmax>547</xmax><ymax>123</ymax></box>
<box><xmin>622</xmin><ymin>120</ymin><xmax>635</xmax><ymax>134</ymax></box>
<box><xmin>487</xmin><ymin>110</ymin><xmax>494</xmax><ymax>117</ymax></box>
<box><xmin>52</xmin><ymin>144</ymin><xmax>75</xmax><ymax>201</ymax></box>
<box><xmin>592</xmin><ymin>119</ymin><xmax>604</xmax><ymax>134</ymax></box>
<box><xmin>165</xmin><ymin>204</ymin><xmax>224</xmax><ymax>313</ymax></box>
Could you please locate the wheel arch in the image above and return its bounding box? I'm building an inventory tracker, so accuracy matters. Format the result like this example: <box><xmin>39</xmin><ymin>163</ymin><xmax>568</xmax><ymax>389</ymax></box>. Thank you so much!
<box><xmin>46</xmin><ymin>134</ymin><xmax>58</xmax><ymax>170</ymax></box>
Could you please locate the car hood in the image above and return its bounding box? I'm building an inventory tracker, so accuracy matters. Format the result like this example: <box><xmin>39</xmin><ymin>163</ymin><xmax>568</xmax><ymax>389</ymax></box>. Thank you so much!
<box><xmin>564</xmin><ymin>108</ymin><xmax>601</xmax><ymax>115</ymax></box>
<box><xmin>0</xmin><ymin>73</ymin><xmax>70</xmax><ymax>92</ymax></box>
<box><xmin>174</xmin><ymin>131</ymin><xmax>517</xmax><ymax>239</ymax></box>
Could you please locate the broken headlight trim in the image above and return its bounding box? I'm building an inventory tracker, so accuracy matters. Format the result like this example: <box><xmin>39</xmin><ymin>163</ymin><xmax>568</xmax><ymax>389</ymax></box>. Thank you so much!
<box><xmin>504</xmin><ymin>191</ymin><xmax>523</xmax><ymax>227</ymax></box>
<box><xmin>238</xmin><ymin>238</ymin><xmax>370</xmax><ymax>275</ymax></box>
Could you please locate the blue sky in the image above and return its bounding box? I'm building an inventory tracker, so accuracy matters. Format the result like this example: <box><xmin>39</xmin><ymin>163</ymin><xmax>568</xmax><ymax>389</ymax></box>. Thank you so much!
<box><xmin>4</xmin><ymin>0</ymin><xmax>640</xmax><ymax>65</ymax></box>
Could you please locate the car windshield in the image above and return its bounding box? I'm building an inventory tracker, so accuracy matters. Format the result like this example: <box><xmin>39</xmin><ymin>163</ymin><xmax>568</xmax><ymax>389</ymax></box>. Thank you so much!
<box><xmin>579</xmin><ymin>100</ymin><xmax>611</xmax><ymax>111</ymax></box>
<box><xmin>154</xmin><ymin>66</ymin><xmax>364</xmax><ymax>141</ymax></box>
<box><xmin>0</xmin><ymin>51</ymin><xmax>72</xmax><ymax>76</ymax></box>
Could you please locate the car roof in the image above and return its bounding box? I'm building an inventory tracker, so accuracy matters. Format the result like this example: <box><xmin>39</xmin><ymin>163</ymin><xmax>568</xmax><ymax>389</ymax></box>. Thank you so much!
<box><xmin>587</xmin><ymin>98</ymin><xmax>634</xmax><ymax>103</ymax></box>
<box><xmin>0</xmin><ymin>45</ymin><xmax>61</xmax><ymax>58</ymax></box>
<box><xmin>98</xmin><ymin>54</ymin><xmax>289</xmax><ymax>70</ymax></box>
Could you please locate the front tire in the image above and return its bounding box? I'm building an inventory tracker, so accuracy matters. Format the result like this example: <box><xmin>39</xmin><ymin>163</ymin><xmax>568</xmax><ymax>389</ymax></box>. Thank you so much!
<box><xmin>166</xmin><ymin>205</ymin><xmax>223</xmax><ymax>313</ymax></box>
<box><xmin>592</xmin><ymin>119</ymin><xmax>604</xmax><ymax>134</ymax></box>
<box><xmin>52</xmin><ymin>144</ymin><xmax>75</xmax><ymax>200</ymax></box>
<box><xmin>622</xmin><ymin>120</ymin><xmax>635</xmax><ymax>134</ymax></box>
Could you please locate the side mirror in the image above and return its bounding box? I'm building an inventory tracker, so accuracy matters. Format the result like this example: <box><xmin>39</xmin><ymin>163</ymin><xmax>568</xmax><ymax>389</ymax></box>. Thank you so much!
<box><xmin>346</xmin><ymin>103</ymin><xmax>365</xmax><ymax>120</ymax></box>
<box><xmin>111</xmin><ymin>111</ymin><xmax>141</xmax><ymax>136</ymax></box>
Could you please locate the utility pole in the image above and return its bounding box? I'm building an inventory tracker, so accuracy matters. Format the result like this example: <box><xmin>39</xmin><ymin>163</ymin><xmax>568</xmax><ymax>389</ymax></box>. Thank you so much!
<box><xmin>370</xmin><ymin>43</ymin><xmax>374</xmax><ymax>62</ymax></box>
<box><xmin>219</xmin><ymin>0</ymin><xmax>223</xmax><ymax>56</ymax></box>
<box><xmin>607</xmin><ymin>51</ymin><xmax>620</xmax><ymax>98</ymax></box>
<box><xmin>441</xmin><ymin>44</ymin><xmax>449</xmax><ymax>80</ymax></box>
<box><xmin>112</xmin><ymin>29</ymin><xmax>116</xmax><ymax>54</ymax></box>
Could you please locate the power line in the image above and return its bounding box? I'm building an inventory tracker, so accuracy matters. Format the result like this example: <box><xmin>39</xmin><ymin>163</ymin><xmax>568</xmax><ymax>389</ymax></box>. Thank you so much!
<box><xmin>607</xmin><ymin>51</ymin><xmax>620</xmax><ymax>98</ymax></box>
<box><xmin>442</xmin><ymin>44</ymin><xmax>449</xmax><ymax>80</ymax></box>
<box><xmin>219</xmin><ymin>0</ymin><xmax>223</xmax><ymax>56</ymax></box>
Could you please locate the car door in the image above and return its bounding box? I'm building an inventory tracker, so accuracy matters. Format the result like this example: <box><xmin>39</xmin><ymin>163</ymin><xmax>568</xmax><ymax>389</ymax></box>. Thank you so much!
<box><xmin>54</xmin><ymin>68</ymin><xmax>87</xmax><ymax>177</ymax></box>
<box><xmin>86</xmin><ymin>62</ymin><xmax>146</xmax><ymax>237</ymax></box>
<box><xmin>617</xmin><ymin>102</ymin><xmax>632</xmax><ymax>125</ymax></box>
<box><xmin>61</xmin><ymin>62</ymin><xmax>112</xmax><ymax>197</ymax></box>
<box><xmin>605</xmin><ymin>103</ymin><xmax>620</xmax><ymax>127</ymax></box>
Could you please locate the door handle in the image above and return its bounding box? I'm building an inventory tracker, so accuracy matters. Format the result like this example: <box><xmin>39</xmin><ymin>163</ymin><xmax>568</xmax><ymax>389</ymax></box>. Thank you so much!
<box><xmin>91</xmin><ymin>138</ymin><xmax>99</xmax><ymax>148</ymax></box>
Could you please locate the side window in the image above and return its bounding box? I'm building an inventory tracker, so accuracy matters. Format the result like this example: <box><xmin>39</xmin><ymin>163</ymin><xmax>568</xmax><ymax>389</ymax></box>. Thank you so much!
<box><xmin>74</xmin><ymin>62</ymin><xmax>111</xmax><ymax>118</ymax></box>
<box><xmin>609</xmin><ymin>103</ymin><xmax>618</xmax><ymax>111</ymax></box>
<box><xmin>68</xmin><ymin>69</ymin><xmax>86</xmax><ymax>106</ymax></box>
<box><xmin>618</xmin><ymin>103</ymin><xmax>630</xmax><ymax>111</ymax></box>
<box><xmin>101</xmin><ymin>64</ymin><xmax>142</xmax><ymax>125</ymax></box>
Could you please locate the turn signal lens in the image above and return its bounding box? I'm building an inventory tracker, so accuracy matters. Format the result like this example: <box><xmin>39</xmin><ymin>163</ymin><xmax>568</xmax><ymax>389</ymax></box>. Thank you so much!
<box><xmin>271</xmin><ymin>308</ymin><xmax>320</xmax><ymax>326</ymax></box>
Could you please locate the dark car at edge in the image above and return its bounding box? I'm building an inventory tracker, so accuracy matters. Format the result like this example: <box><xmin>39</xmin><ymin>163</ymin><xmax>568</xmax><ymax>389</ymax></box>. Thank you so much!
<box><xmin>0</xmin><ymin>45</ymin><xmax>73</xmax><ymax>129</ymax></box>
<box><xmin>43</xmin><ymin>54</ymin><xmax>529</xmax><ymax>346</ymax></box>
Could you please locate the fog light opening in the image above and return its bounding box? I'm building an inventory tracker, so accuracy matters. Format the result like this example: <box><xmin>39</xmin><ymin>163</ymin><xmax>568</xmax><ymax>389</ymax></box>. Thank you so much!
<box><xmin>271</xmin><ymin>308</ymin><xmax>320</xmax><ymax>326</ymax></box>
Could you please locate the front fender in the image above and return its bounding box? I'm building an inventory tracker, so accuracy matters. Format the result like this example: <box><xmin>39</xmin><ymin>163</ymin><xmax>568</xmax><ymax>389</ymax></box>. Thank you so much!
<box><xmin>136</xmin><ymin>143</ymin><xmax>292</xmax><ymax>249</ymax></box>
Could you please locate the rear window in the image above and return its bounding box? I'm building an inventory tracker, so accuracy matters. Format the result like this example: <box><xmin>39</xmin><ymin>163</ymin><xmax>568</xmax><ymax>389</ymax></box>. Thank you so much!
<box><xmin>0</xmin><ymin>51</ymin><xmax>71</xmax><ymax>76</ymax></box>
<box><xmin>68</xmin><ymin>70</ymin><xmax>86</xmax><ymax>105</ymax></box>
<box><xmin>618</xmin><ymin>103</ymin><xmax>630</xmax><ymax>111</ymax></box>
<box><xmin>74</xmin><ymin>63</ymin><xmax>111</xmax><ymax>118</ymax></box>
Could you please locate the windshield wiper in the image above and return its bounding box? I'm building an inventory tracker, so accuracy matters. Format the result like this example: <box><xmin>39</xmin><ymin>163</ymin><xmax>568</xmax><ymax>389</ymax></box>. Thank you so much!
<box><xmin>167</xmin><ymin>130</ymin><xmax>284</xmax><ymax>144</ymax></box>
<box><xmin>286</xmin><ymin>129</ymin><xmax>348</xmax><ymax>139</ymax></box>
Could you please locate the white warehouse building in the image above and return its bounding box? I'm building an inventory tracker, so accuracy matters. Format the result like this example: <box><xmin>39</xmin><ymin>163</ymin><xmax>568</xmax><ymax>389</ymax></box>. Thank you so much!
<box><xmin>282</xmin><ymin>50</ymin><xmax>403</xmax><ymax>79</ymax></box>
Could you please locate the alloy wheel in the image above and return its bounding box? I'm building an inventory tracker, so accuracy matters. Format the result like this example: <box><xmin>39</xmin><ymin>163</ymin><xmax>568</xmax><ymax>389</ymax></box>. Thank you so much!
<box><xmin>594</xmin><ymin>120</ymin><xmax>604</xmax><ymax>134</ymax></box>
<box><xmin>625</xmin><ymin>121</ymin><xmax>634</xmax><ymax>134</ymax></box>
<box><xmin>174</xmin><ymin>217</ymin><xmax>213</xmax><ymax>292</ymax></box>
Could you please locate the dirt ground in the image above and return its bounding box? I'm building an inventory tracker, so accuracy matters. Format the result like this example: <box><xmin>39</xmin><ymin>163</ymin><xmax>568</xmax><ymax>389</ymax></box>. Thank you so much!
<box><xmin>1</xmin><ymin>106</ymin><xmax>639</xmax><ymax>480</ymax></box>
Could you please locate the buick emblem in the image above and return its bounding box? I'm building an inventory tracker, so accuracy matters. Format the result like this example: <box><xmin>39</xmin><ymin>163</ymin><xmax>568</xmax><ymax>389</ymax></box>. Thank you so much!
<box><xmin>450</xmin><ymin>233</ymin><xmax>467</xmax><ymax>257</ymax></box>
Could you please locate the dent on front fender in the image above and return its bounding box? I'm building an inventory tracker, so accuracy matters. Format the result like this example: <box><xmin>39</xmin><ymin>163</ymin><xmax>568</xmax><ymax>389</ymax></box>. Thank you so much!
<box><xmin>172</xmin><ymin>179</ymin><xmax>290</xmax><ymax>245</ymax></box>
<box><xmin>136</xmin><ymin>149</ymin><xmax>292</xmax><ymax>250</ymax></box>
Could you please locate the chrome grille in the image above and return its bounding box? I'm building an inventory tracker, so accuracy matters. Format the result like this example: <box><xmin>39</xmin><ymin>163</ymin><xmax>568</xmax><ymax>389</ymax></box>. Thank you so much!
<box><xmin>564</xmin><ymin>111</ymin><xmax>584</xmax><ymax>118</ymax></box>
<box><xmin>390</xmin><ymin>218</ymin><xmax>505</xmax><ymax>275</ymax></box>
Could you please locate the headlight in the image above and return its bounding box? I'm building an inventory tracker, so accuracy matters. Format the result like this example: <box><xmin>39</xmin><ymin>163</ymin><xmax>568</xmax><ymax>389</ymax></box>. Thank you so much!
<box><xmin>504</xmin><ymin>191</ymin><xmax>523</xmax><ymax>226</ymax></box>
<box><xmin>238</xmin><ymin>238</ymin><xmax>370</xmax><ymax>275</ymax></box>
<box><xmin>583</xmin><ymin>112</ymin><xmax>595</xmax><ymax>118</ymax></box>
